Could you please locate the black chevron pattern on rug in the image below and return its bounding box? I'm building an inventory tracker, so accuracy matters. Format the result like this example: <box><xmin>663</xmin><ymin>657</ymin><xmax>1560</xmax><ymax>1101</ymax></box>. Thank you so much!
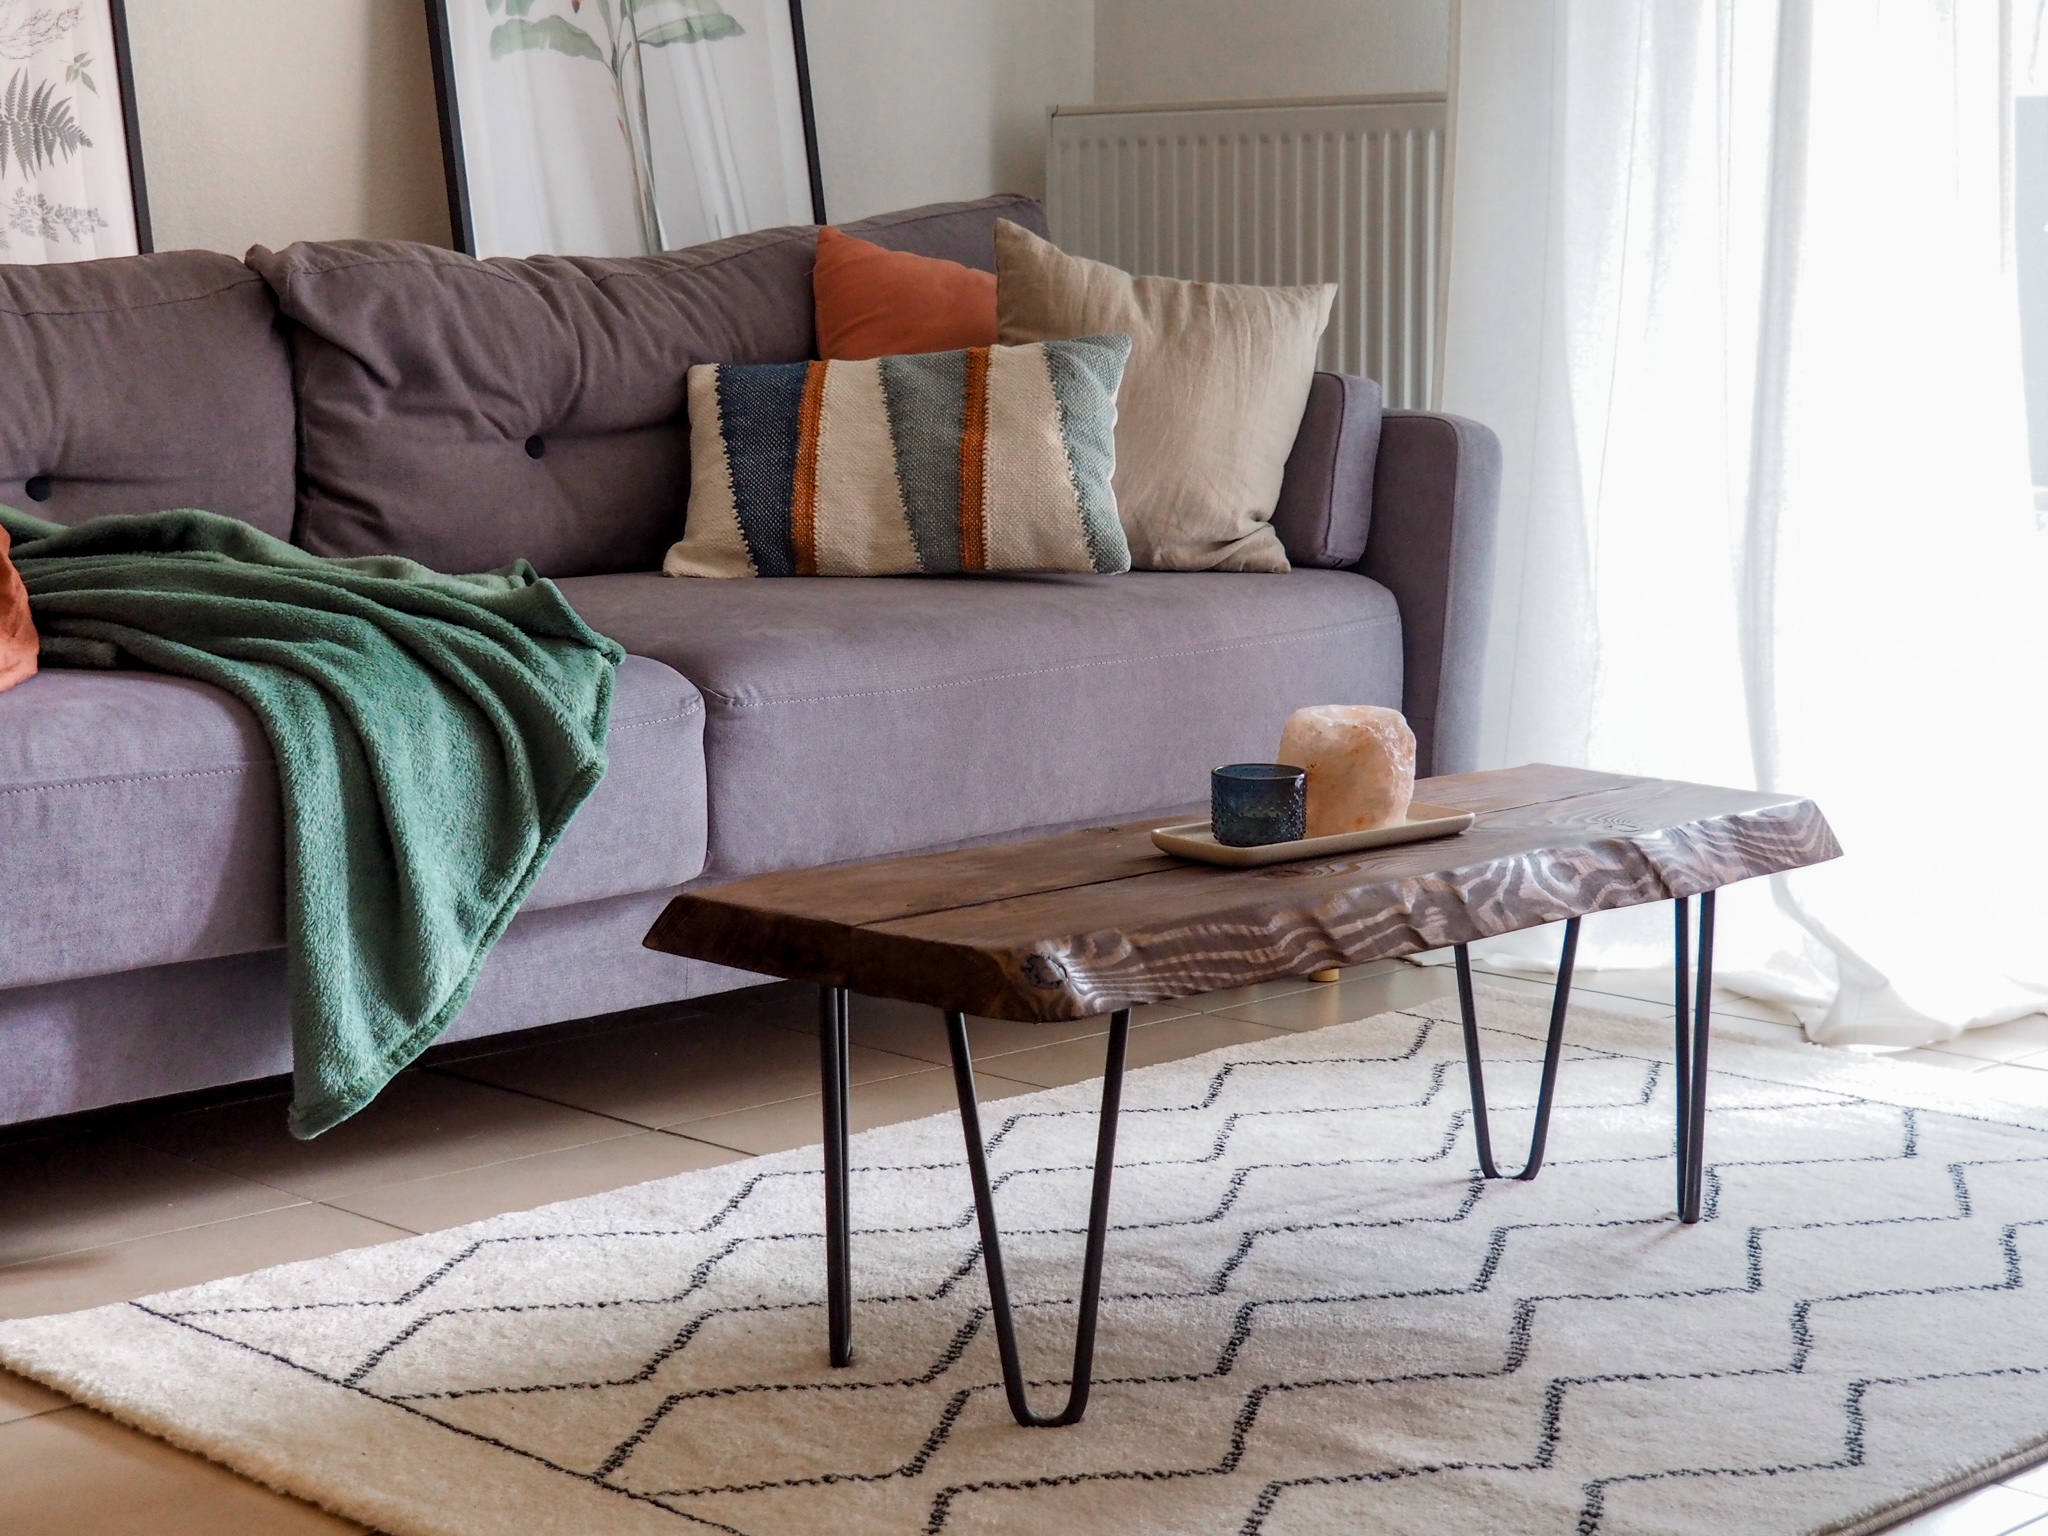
<box><xmin>41</xmin><ymin>996</ymin><xmax>2048</xmax><ymax>1536</ymax></box>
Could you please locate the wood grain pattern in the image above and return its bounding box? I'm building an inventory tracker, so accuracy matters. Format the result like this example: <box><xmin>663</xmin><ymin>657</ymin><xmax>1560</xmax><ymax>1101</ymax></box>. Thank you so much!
<box><xmin>644</xmin><ymin>765</ymin><xmax>1841</xmax><ymax>1022</ymax></box>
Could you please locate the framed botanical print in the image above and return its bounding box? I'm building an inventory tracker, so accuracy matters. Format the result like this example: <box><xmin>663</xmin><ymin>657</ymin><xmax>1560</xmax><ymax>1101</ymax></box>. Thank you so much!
<box><xmin>425</xmin><ymin>0</ymin><xmax>826</xmax><ymax>260</ymax></box>
<box><xmin>0</xmin><ymin>0</ymin><xmax>150</xmax><ymax>263</ymax></box>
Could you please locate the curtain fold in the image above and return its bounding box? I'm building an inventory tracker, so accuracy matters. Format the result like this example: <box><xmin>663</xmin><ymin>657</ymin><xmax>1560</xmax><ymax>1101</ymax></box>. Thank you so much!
<box><xmin>1442</xmin><ymin>0</ymin><xmax>2048</xmax><ymax>1045</ymax></box>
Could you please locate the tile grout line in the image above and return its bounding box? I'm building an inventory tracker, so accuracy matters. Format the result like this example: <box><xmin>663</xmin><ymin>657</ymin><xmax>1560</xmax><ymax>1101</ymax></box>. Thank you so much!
<box><xmin>0</xmin><ymin>1195</ymin><xmax>376</xmax><ymax>1277</ymax></box>
<box><xmin>0</xmin><ymin>1197</ymin><xmax>316</xmax><ymax>1275</ymax></box>
<box><xmin>0</xmin><ymin>1401</ymin><xmax>75</xmax><ymax>1429</ymax></box>
<box><xmin>106</xmin><ymin>1105</ymin><xmax>656</xmax><ymax>1211</ymax></box>
<box><xmin>315</xmin><ymin>1128</ymin><xmax>757</xmax><ymax>1207</ymax></box>
<box><xmin>313</xmin><ymin>1199</ymin><xmax>421</xmax><ymax>1238</ymax></box>
<box><xmin>417</xmin><ymin>1058</ymin><xmax>897</xmax><ymax>1136</ymax></box>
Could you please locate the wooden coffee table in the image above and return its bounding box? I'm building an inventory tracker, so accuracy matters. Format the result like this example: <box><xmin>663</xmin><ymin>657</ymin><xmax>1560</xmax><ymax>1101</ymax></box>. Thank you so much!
<box><xmin>644</xmin><ymin>764</ymin><xmax>1840</xmax><ymax>1425</ymax></box>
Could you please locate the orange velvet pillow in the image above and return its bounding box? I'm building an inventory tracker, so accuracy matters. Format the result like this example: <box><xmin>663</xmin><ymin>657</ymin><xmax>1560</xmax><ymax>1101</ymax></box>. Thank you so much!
<box><xmin>0</xmin><ymin>522</ymin><xmax>35</xmax><ymax>693</ymax></box>
<box><xmin>812</xmin><ymin>225</ymin><xmax>997</xmax><ymax>361</ymax></box>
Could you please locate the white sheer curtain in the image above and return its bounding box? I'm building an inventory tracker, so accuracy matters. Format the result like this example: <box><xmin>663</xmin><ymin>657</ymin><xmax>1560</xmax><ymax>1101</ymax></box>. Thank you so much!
<box><xmin>1440</xmin><ymin>0</ymin><xmax>2048</xmax><ymax>1045</ymax></box>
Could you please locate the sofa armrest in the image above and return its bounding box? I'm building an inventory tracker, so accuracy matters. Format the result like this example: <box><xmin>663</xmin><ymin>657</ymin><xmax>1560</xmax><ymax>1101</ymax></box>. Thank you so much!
<box><xmin>1356</xmin><ymin>410</ymin><xmax>1502</xmax><ymax>777</ymax></box>
<box><xmin>1272</xmin><ymin>372</ymin><xmax>1383</xmax><ymax>568</ymax></box>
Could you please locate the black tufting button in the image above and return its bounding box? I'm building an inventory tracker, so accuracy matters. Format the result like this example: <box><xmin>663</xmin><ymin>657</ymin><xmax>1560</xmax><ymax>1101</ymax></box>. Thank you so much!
<box><xmin>24</xmin><ymin>475</ymin><xmax>52</xmax><ymax>502</ymax></box>
<box><xmin>524</xmin><ymin>435</ymin><xmax>546</xmax><ymax>460</ymax></box>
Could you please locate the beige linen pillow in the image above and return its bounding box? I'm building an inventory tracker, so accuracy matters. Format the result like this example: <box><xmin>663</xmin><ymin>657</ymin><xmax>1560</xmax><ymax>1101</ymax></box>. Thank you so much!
<box><xmin>995</xmin><ymin>219</ymin><xmax>1335</xmax><ymax>572</ymax></box>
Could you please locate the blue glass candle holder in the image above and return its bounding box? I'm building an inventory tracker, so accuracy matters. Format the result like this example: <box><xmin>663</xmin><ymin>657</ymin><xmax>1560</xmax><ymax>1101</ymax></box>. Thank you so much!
<box><xmin>1210</xmin><ymin>763</ymin><xmax>1307</xmax><ymax>847</ymax></box>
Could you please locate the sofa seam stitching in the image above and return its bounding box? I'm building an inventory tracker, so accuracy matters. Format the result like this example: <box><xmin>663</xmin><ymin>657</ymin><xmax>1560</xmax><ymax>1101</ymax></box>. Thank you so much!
<box><xmin>0</xmin><ymin>705</ymin><xmax>700</xmax><ymax>797</ymax></box>
<box><xmin>0</xmin><ymin>274</ymin><xmax>266</xmax><ymax>323</ymax></box>
<box><xmin>700</xmin><ymin>613</ymin><xmax>1399</xmax><ymax>710</ymax></box>
<box><xmin>0</xmin><ymin>765</ymin><xmax>264</xmax><ymax>797</ymax></box>
<box><xmin>611</xmin><ymin>706</ymin><xmax>703</xmax><ymax>730</ymax></box>
<box><xmin>269</xmin><ymin>227</ymin><xmax>816</xmax><ymax>299</ymax></box>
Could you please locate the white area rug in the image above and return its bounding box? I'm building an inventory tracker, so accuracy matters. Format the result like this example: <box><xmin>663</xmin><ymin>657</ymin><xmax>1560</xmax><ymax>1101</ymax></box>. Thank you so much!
<box><xmin>9</xmin><ymin>990</ymin><xmax>2048</xmax><ymax>1536</ymax></box>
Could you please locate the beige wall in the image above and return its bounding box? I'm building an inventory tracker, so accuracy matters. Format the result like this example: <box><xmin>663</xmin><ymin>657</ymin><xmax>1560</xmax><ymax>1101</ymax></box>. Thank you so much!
<box><xmin>120</xmin><ymin>0</ymin><xmax>1091</xmax><ymax>255</ymax></box>
<box><xmin>124</xmin><ymin>0</ymin><xmax>450</xmax><ymax>255</ymax></box>
<box><xmin>1094</xmin><ymin>0</ymin><xmax>1450</xmax><ymax>104</ymax></box>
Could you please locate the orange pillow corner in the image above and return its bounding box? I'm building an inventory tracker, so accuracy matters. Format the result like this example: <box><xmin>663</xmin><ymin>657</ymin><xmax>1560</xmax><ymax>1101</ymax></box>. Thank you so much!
<box><xmin>812</xmin><ymin>224</ymin><xmax>997</xmax><ymax>362</ymax></box>
<box><xmin>0</xmin><ymin>522</ymin><xmax>37</xmax><ymax>693</ymax></box>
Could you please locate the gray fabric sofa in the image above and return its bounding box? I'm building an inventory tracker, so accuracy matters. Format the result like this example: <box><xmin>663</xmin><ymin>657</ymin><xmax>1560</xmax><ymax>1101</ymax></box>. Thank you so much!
<box><xmin>0</xmin><ymin>194</ymin><xmax>1500</xmax><ymax>1128</ymax></box>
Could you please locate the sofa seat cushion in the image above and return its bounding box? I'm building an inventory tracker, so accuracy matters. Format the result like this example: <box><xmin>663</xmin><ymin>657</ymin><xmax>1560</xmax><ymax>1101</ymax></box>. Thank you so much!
<box><xmin>0</xmin><ymin>656</ymin><xmax>707</xmax><ymax>991</ymax></box>
<box><xmin>556</xmin><ymin>569</ymin><xmax>1403</xmax><ymax>879</ymax></box>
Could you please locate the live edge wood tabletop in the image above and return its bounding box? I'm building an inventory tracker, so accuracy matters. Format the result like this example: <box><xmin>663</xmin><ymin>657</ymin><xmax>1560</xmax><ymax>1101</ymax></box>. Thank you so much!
<box><xmin>642</xmin><ymin>763</ymin><xmax>1844</xmax><ymax>1019</ymax></box>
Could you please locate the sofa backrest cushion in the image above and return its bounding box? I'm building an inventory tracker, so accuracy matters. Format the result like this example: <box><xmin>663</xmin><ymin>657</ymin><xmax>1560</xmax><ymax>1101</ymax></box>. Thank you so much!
<box><xmin>0</xmin><ymin>252</ymin><xmax>296</xmax><ymax>537</ymax></box>
<box><xmin>250</xmin><ymin>194</ymin><xmax>1049</xmax><ymax>577</ymax></box>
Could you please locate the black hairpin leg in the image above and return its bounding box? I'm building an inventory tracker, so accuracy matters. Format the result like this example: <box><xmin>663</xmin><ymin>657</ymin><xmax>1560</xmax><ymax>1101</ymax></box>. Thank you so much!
<box><xmin>1455</xmin><ymin>917</ymin><xmax>1580</xmax><ymax>1181</ymax></box>
<box><xmin>1680</xmin><ymin>890</ymin><xmax>1716</xmax><ymax>1224</ymax></box>
<box><xmin>947</xmin><ymin>1006</ymin><xmax>1129</xmax><ymax>1427</ymax></box>
<box><xmin>1673</xmin><ymin>897</ymin><xmax>1692</xmax><ymax>1212</ymax></box>
<box><xmin>819</xmin><ymin>984</ymin><xmax>853</xmax><ymax>1366</ymax></box>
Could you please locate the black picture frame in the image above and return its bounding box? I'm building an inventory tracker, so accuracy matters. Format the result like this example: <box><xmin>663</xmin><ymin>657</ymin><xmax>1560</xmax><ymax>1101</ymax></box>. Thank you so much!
<box><xmin>421</xmin><ymin>0</ymin><xmax>473</xmax><ymax>256</ymax></box>
<box><xmin>104</xmin><ymin>0</ymin><xmax>152</xmax><ymax>253</ymax></box>
<box><xmin>424</xmin><ymin>0</ymin><xmax>827</xmax><ymax>259</ymax></box>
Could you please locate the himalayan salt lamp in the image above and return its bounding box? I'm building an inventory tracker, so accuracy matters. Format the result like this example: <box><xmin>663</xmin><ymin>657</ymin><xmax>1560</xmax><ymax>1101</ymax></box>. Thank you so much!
<box><xmin>1276</xmin><ymin>705</ymin><xmax>1416</xmax><ymax>836</ymax></box>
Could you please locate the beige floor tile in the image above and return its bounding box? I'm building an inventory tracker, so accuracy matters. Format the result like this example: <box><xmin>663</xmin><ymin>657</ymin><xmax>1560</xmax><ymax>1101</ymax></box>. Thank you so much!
<box><xmin>0</xmin><ymin>1368</ymin><xmax>68</xmax><ymax>1425</ymax></box>
<box><xmin>0</xmin><ymin>1406</ymin><xmax>363</xmax><ymax>1534</ymax></box>
<box><xmin>1885</xmin><ymin>1481</ymin><xmax>2048</xmax><ymax>1534</ymax></box>
<box><xmin>1471</xmin><ymin>970</ymin><xmax>1689</xmax><ymax>1029</ymax></box>
<box><xmin>0</xmin><ymin>1203</ymin><xmax>410</xmax><ymax>1320</ymax></box>
<box><xmin>422</xmin><ymin>999</ymin><xmax>711</xmax><ymax>1066</ymax></box>
<box><xmin>1461</xmin><ymin>955</ymin><xmax>1804</xmax><ymax>1026</ymax></box>
<box><xmin>1406</xmin><ymin>964</ymin><xmax>1813</xmax><ymax>1049</ymax></box>
<box><xmin>671</xmin><ymin>1068</ymin><xmax>1037</xmax><ymax>1155</ymax></box>
<box><xmin>1545</xmin><ymin>965</ymin><xmax>1806</xmax><ymax>1027</ymax></box>
<box><xmin>0</xmin><ymin>1136</ymin><xmax>301</xmax><ymax>1268</ymax></box>
<box><xmin>988</xmin><ymin>1014</ymin><xmax>1294</xmax><ymax>1089</ymax></box>
<box><xmin>1919</xmin><ymin>1013</ymin><xmax>2048</xmax><ymax>1066</ymax></box>
<box><xmin>442</xmin><ymin>1012</ymin><xmax>931</xmax><ymax>1128</ymax></box>
<box><xmin>1699</xmin><ymin>1016</ymin><xmax>1813</xmax><ymax>1048</ymax></box>
<box><xmin>1304</xmin><ymin>958</ymin><xmax>1413</xmax><ymax>984</ymax></box>
<box><xmin>1181</xmin><ymin>976</ymin><xmax>1321</xmax><ymax>1013</ymax></box>
<box><xmin>791</xmin><ymin>993</ymin><xmax>1194</xmax><ymax>1065</ymax></box>
<box><xmin>1461</xmin><ymin>966</ymin><xmax>1587</xmax><ymax>1005</ymax></box>
<box><xmin>327</xmin><ymin>1130</ymin><xmax>743</xmax><ymax>1232</ymax></box>
<box><xmin>2002</xmin><ymin>1461</ymin><xmax>2048</xmax><ymax>1498</ymax></box>
<box><xmin>1212</xmin><ymin>964</ymin><xmax>1457</xmax><ymax>1032</ymax></box>
<box><xmin>694</xmin><ymin>979</ymin><xmax>818</xmax><ymax>1030</ymax></box>
<box><xmin>129</xmin><ymin>1069</ymin><xmax>645</xmax><ymax>1202</ymax></box>
<box><xmin>1894</xmin><ymin>1047</ymin><xmax>1996</xmax><ymax>1073</ymax></box>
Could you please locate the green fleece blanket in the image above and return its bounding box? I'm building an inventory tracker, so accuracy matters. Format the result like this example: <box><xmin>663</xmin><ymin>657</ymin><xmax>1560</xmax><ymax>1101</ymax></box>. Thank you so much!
<box><xmin>1</xmin><ymin>506</ymin><xmax>623</xmax><ymax>1138</ymax></box>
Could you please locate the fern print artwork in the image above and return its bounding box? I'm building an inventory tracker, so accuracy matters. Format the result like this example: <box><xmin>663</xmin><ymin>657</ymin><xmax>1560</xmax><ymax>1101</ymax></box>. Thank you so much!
<box><xmin>0</xmin><ymin>0</ymin><xmax>139</xmax><ymax>263</ymax></box>
<box><xmin>435</xmin><ymin>0</ymin><xmax>819</xmax><ymax>259</ymax></box>
<box><xmin>0</xmin><ymin>70</ymin><xmax>91</xmax><ymax>178</ymax></box>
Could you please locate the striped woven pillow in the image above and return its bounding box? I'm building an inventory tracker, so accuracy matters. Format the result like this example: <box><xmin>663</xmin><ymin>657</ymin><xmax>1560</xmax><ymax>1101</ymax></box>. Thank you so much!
<box><xmin>663</xmin><ymin>334</ymin><xmax>1132</xmax><ymax>578</ymax></box>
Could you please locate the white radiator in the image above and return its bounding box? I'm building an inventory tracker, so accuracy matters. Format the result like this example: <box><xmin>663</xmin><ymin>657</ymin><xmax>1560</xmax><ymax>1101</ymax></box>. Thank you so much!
<box><xmin>1046</xmin><ymin>95</ymin><xmax>1448</xmax><ymax>409</ymax></box>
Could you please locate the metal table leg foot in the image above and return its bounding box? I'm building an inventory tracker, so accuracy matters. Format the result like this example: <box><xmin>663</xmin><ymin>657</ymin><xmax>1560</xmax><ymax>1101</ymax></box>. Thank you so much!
<box><xmin>1455</xmin><ymin>918</ymin><xmax>1581</xmax><ymax>1181</ymax></box>
<box><xmin>947</xmin><ymin>1007</ymin><xmax>1130</xmax><ymax>1428</ymax></box>
<box><xmin>819</xmin><ymin>985</ymin><xmax>853</xmax><ymax>1366</ymax></box>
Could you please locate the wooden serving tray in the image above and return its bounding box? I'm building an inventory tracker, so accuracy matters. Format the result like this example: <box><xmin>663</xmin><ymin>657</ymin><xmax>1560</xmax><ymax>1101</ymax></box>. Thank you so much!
<box><xmin>1150</xmin><ymin>802</ymin><xmax>1477</xmax><ymax>867</ymax></box>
